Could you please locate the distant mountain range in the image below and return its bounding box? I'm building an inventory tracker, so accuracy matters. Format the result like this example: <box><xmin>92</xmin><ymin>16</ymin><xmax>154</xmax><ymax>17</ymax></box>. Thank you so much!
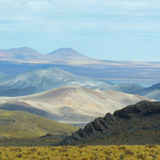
<box><xmin>0</xmin><ymin>86</ymin><xmax>154</xmax><ymax>125</ymax></box>
<box><xmin>60</xmin><ymin>101</ymin><xmax>160</xmax><ymax>145</ymax></box>
<box><xmin>0</xmin><ymin>47</ymin><xmax>48</xmax><ymax>62</ymax></box>
<box><xmin>0</xmin><ymin>47</ymin><xmax>97</xmax><ymax>64</ymax></box>
<box><xmin>48</xmin><ymin>48</ymin><xmax>94</xmax><ymax>63</ymax></box>
<box><xmin>0</xmin><ymin>46</ymin><xmax>160</xmax><ymax>83</ymax></box>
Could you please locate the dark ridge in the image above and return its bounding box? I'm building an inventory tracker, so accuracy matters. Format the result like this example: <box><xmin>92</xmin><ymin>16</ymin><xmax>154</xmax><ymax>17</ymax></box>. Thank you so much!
<box><xmin>39</xmin><ymin>134</ymin><xmax>53</xmax><ymax>139</ymax></box>
<box><xmin>113</xmin><ymin>101</ymin><xmax>160</xmax><ymax>119</ymax></box>
<box><xmin>59</xmin><ymin>101</ymin><xmax>160</xmax><ymax>145</ymax></box>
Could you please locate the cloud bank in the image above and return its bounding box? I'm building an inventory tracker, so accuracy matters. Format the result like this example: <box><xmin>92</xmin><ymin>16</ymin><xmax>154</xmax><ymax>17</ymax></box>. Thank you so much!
<box><xmin>0</xmin><ymin>0</ymin><xmax>160</xmax><ymax>61</ymax></box>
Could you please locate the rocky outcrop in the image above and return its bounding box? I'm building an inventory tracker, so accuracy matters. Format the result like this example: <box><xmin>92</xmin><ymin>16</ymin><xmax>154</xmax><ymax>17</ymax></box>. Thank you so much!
<box><xmin>59</xmin><ymin>101</ymin><xmax>160</xmax><ymax>145</ymax></box>
<box><xmin>113</xmin><ymin>101</ymin><xmax>160</xmax><ymax>119</ymax></box>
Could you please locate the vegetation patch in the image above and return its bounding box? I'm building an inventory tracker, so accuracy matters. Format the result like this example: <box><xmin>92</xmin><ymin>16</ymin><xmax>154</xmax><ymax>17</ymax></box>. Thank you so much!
<box><xmin>0</xmin><ymin>110</ymin><xmax>78</xmax><ymax>138</ymax></box>
<box><xmin>0</xmin><ymin>145</ymin><xmax>160</xmax><ymax>159</ymax></box>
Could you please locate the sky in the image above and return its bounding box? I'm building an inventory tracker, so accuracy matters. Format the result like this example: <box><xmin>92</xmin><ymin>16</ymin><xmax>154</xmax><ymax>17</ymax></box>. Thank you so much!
<box><xmin>0</xmin><ymin>0</ymin><xmax>160</xmax><ymax>61</ymax></box>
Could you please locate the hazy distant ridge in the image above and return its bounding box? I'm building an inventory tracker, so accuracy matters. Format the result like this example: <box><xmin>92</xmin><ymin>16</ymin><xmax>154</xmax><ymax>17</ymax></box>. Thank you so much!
<box><xmin>0</xmin><ymin>47</ymin><xmax>160</xmax><ymax>84</ymax></box>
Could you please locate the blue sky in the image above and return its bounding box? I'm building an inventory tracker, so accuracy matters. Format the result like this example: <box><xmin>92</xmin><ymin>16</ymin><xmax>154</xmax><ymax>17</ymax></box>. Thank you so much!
<box><xmin>0</xmin><ymin>0</ymin><xmax>160</xmax><ymax>61</ymax></box>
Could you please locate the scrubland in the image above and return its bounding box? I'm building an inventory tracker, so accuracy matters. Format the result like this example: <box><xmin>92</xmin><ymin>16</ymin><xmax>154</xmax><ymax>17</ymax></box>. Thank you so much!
<box><xmin>0</xmin><ymin>110</ymin><xmax>78</xmax><ymax>138</ymax></box>
<box><xmin>0</xmin><ymin>145</ymin><xmax>160</xmax><ymax>160</ymax></box>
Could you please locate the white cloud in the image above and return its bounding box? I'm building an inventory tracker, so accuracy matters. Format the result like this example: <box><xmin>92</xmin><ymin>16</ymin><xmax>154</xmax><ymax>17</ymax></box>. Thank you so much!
<box><xmin>0</xmin><ymin>0</ymin><xmax>160</xmax><ymax>46</ymax></box>
<box><xmin>0</xmin><ymin>0</ymin><xmax>160</xmax><ymax>16</ymax></box>
<box><xmin>0</xmin><ymin>0</ymin><xmax>160</xmax><ymax>61</ymax></box>
<box><xmin>27</xmin><ymin>1</ymin><xmax>51</xmax><ymax>11</ymax></box>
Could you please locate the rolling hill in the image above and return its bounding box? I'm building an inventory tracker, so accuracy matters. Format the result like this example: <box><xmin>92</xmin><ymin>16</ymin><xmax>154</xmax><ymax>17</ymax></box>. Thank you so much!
<box><xmin>0</xmin><ymin>67</ymin><xmax>110</xmax><ymax>97</ymax></box>
<box><xmin>0</xmin><ymin>110</ymin><xmax>78</xmax><ymax>138</ymax></box>
<box><xmin>0</xmin><ymin>86</ymin><xmax>154</xmax><ymax>125</ymax></box>
<box><xmin>0</xmin><ymin>67</ymin><xmax>146</xmax><ymax>98</ymax></box>
<box><xmin>60</xmin><ymin>101</ymin><xmax>160</xmax><ymax>145</ymax></box>
<box><xmin>136</xmin><ymin>83</ymin><xmax>160</xmax><ymax>100</ymax></box>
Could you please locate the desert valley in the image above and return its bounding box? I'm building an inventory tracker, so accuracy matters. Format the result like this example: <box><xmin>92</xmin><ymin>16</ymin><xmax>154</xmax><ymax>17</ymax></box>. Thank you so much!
<box><xmin>0</xmin><ymin>0</ymin><xmax>160</xmax><ymax>159</ymax></box>
<box><xmin>0</xmin><ymin>47</ymin><xmax>159</xmax><ymax>150</ymax></box>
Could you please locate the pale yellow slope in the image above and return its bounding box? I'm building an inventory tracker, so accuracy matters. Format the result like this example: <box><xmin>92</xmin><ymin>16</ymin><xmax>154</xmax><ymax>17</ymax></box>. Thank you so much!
<box><xmin>0</xmin><ymin>86</ymin><xmax>154</xmax><ymax>124</ymax></box>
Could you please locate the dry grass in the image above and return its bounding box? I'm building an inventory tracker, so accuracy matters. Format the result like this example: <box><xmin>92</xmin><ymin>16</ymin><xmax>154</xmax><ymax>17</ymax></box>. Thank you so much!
<box><xmin>0</xmin><ymin>110</ymin><xmax>78</xmax><ymax>138</ymax></box>
<box><xmin>0</xmin><ymin>145</ymin><xmax>160</xmax><ymax>159</ymax></box>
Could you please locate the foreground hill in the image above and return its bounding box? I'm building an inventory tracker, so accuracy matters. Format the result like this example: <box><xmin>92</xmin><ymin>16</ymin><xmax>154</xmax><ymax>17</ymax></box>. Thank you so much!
<box><xmin>60</xmin><ymin>101</ymin><xmax>160</xmax><ymax>145</ymax></box>
<box><xmin>0</xmin><ymin>110</ymin><xmax>78</xmax><ymax>138</ymax></box>
<box><xmin>0</xmin><ymin>86</ymin><xmax>154</xmax><ymax>125</ymax></box>
<box><xmin>0</xmin><ymin>67</ymin><xmax>109</xmax><ymax>97</ymax></box>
